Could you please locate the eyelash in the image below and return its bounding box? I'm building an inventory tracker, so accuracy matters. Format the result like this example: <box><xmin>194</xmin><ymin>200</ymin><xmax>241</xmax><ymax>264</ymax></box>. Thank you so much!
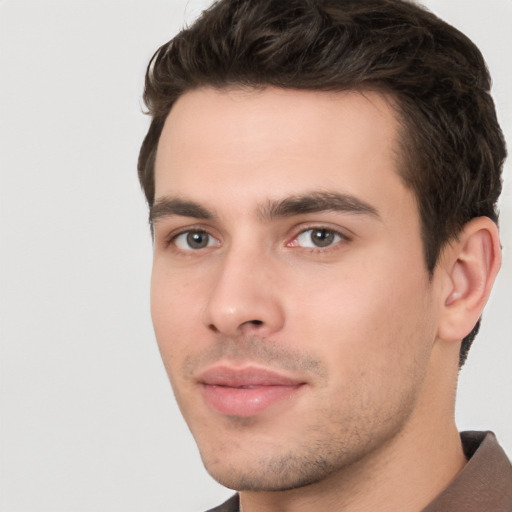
<box><xmin>164</xmin><ymin>225</ymin><xmax>217</xmax><ymax>250</ymax></box>
<box><xmin>288</xmin><ymin>226</ymin><xmax>351</xmax><ymax>252</ymax></box>
<box><xmin>164</xmin><ymin>225</ymin><xmax>351</xmax><ymax>253</ymax></box>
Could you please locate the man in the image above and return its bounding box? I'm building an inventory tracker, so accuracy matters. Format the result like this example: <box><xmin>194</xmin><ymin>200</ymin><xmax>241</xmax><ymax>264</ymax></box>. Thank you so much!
<box><xmin>138</xmin><ymin>0</ymin><xmax>511</xmax><ymax>510</ymax></box>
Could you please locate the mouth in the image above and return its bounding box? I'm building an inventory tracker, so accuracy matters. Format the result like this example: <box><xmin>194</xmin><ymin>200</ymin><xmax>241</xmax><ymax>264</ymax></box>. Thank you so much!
<box><xmin>198</xmin><ymin>365</ymin><xmax>306</xmax><ymax>418</ymax></box>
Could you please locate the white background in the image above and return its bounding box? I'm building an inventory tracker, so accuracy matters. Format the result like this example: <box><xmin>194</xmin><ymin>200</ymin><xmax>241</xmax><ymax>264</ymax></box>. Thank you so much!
<box><xmin>1</xmin><ymin>1</ymin><xmax>511</xmax><ymax>511</ymax></box>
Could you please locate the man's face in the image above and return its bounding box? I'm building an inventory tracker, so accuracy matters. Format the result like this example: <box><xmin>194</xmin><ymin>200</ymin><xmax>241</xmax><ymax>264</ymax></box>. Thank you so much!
<box><xmin>151</xmin><ymin>87</ymin><xmax>441</xmax><ymax>491</ymax></box>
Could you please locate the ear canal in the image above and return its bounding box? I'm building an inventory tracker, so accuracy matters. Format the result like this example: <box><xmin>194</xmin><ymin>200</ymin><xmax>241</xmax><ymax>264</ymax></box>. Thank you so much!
<box><xmin>443</xmin><ymin>257</ymin><xmax>470</xmax><ymax>307</ymax></box>
<box><xmin>445</xmin><ymin>291</ymin><xmax>461</xmax><ymax>306</ymax></box>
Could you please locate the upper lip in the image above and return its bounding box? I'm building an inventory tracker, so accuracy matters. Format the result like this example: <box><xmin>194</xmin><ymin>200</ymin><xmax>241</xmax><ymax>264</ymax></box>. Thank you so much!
<box><xmin>198</xmin><ymin>365</ymin><xmax>305</xmax><ymax>387</ymax></box>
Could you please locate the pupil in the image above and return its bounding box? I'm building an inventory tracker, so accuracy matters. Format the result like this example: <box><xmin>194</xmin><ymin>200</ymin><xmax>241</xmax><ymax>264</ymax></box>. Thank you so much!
<box><xmin>312</xmin><ymin>229</ymin><xmax>334</xmax><ymax>247</ymax></box>
<box><xmin>187</xmin><ymin>231</ymin><xmax>208</xmax><ymax>248</ymax></box>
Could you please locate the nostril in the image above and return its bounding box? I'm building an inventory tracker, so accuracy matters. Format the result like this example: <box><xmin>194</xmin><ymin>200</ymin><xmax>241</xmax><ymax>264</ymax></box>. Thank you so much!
<box><xmin>207</xmin><ymin>319</ymin><xmax>265</xmax><ymax>337</ymax></box>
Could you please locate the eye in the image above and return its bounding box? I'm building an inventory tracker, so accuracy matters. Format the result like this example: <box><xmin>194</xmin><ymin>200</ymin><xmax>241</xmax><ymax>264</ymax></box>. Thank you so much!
<box><xmin>173</xmin><ymin>230</ymin><xmax>219</xmax><ymax>250</ymax></box>
<box><xmin>295</xmin><ymin>228</ymin><xmax>344</xmax><ymax>248</ymax></box>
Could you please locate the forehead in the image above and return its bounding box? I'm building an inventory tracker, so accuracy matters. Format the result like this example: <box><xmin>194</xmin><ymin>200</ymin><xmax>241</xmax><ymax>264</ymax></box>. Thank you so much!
<box><xmin>154</xmin><ymin>87</ymin><xmax>412</xmax><ymax>220</ymax></box>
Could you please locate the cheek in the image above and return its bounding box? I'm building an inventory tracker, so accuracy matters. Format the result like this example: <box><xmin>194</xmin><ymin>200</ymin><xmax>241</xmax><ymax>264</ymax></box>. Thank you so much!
<box><xmin>150</xmin><ymin>263</ymin><xmax>207</xmax><ymax>365</ymax></box>
<box><xmin>287</xmin><ymin>255</ymin><xmax>434</xmax><ymax>378</ymax></box>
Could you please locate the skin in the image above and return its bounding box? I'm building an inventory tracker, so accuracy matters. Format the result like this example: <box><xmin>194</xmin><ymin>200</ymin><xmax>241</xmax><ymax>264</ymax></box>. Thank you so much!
<box><xmin>151</xmin><ymin>87</ymin><xmax>470</xmax><ymax>511</ymax></box>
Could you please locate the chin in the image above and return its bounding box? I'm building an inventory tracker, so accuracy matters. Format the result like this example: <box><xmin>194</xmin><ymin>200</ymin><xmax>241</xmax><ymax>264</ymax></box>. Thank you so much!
<box><xmin>204</xmin><ymin>457</ymin><xmax>330</xmax><ymax>492</ymax></box>
<box><xmin>198</xmin><ymin>436</ymin><xmax>360</xmax><ymax>492</ymax></box>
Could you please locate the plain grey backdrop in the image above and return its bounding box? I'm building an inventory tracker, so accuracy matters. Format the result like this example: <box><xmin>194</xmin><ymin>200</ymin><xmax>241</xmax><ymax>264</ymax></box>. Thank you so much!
<box><xmin>1</xmin><ymin>1</ymin><xmax>511</xmax><ymax>511</ymax></box>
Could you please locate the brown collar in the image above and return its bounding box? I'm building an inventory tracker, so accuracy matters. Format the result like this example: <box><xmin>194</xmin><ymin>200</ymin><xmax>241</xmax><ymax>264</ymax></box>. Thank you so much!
<box><xmin>422</xmin><ymin>431</ymin><xmax>512</xmax><ymax>512</ymax></box>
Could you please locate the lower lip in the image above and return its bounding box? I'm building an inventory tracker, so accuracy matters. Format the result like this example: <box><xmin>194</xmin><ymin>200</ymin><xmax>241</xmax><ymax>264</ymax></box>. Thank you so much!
<box><xmin>201</xmin><ymin>383</ymin><xmax>303</xmax><ymax>417</ymax></box>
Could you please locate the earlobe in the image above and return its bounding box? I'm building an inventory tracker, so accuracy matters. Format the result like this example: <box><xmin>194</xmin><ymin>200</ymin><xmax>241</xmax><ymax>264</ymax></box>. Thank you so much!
<box><xmin>437</xmin><ymin>217</ymin><xmax>501</xmax><ymax>342</ymax></box>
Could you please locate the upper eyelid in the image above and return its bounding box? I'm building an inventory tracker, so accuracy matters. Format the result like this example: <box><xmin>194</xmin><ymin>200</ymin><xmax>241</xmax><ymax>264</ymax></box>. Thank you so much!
<box><xmin>157</xmin><ymin>224</ymin><xmax>220</xmax><ymax>247</ymax></box>
<box><xmin>173</xmin><ymin>229</ymin><xmax>220</xmax><ymax>250</ymax></box>
<box><xmin>297</xmin><ymin>227</ymin><xmax>346</xmax><ymax>238</ymax></box>
<box><xmin>285</xmin><ymin>226</ymin><xmax>353</xmax><ymax>253</ymax></box>
<box><xmin>291</xmin><ymin>223</ymin><xmax>354</xmax><ymax>240</ymax></box>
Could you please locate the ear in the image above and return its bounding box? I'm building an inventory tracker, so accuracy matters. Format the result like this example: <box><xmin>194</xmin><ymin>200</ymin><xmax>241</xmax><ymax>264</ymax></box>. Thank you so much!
<box><xmin>437</xmin><ymin>217</ymin><xmax>501</xmax><ymax>342</ymax></box>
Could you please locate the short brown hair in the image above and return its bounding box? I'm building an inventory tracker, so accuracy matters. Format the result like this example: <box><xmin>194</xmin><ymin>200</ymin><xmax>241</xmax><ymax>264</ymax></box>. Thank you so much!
<box><xmin>138</xmin><ymin>0</ymin><xmax>506</xmax><ymax>366</ymax></box>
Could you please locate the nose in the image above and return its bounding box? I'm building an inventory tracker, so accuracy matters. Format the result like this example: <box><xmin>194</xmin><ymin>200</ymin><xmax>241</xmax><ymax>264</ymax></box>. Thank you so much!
<box><xmin>202</xmin><ymin>247</ymin><xmax>285</xmax><ymax>338</ymax></box>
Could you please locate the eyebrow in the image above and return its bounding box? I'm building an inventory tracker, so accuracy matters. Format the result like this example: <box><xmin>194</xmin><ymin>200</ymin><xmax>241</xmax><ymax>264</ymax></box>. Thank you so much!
<box><xmin>149</xmin><ymin>191</ymin><xmax>380</xmax><ymax>225</ymax></box>
<box><xmin>150</xmin><ymin>197</ymin><xmax>215</xmax><ymax>224</ymax></box>
<box><xmin>259</xmin><ymin>191</ymin><xmax>380</xmax><ymax>221</ymax></box>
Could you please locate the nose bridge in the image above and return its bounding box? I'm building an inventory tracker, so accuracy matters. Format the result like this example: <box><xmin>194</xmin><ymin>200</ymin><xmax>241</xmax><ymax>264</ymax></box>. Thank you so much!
<box><xmin>202</xmin><ymin>241</ymin><xmax>285</xmax><ymax>337</ymax></box>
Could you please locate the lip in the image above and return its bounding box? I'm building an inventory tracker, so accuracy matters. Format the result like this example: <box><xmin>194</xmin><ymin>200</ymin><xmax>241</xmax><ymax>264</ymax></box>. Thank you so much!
<box><xmin>198</xmin><ymin>365</ymin><xmax>305</xmax><ymax>417</ymax></box>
